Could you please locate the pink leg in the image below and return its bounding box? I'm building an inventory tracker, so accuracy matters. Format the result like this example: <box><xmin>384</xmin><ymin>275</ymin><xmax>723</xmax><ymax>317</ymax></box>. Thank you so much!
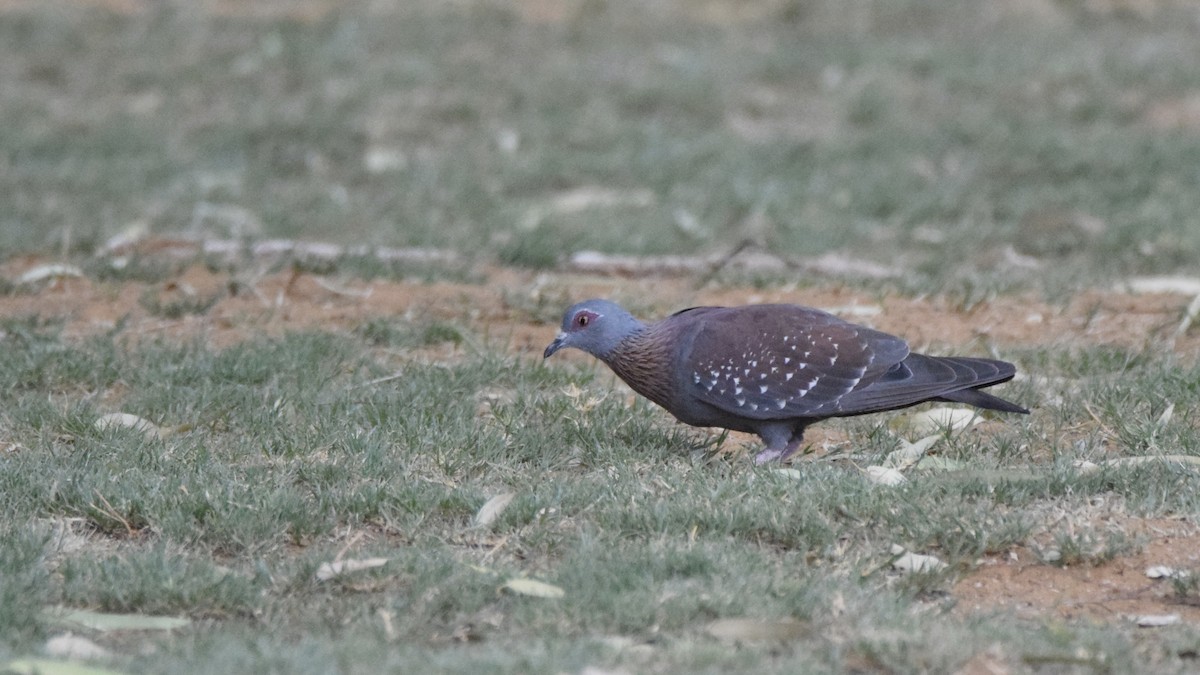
<box><xmin>754</xmin><ymin>424</ymin><xmax>793</xmax><ymax>464</ymax></box>
<box><xmin>755</xmin><ymin>429</ymin><xmax>808</xmax><ymax>464</ymax></box>
<box><xmin>754</xmin><ymin>447</ymin><xmax>783</xmax><ymax>464</ymax></box>
<box><xmin>777</xmin><ymin>437</ymin><xmax>806</xmax><ymax>461</ymax></box>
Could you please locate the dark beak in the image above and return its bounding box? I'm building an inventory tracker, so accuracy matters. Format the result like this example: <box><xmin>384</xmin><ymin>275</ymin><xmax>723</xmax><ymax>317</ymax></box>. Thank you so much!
<box><xmin>543</xmin><ymin>333</ymin><xmax>567</xmax><ymax>359</ymax></box>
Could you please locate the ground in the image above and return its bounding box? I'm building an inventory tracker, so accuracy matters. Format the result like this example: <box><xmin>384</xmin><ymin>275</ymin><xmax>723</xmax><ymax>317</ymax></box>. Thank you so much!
<box><xmin>6</xmin><ymin>247</ymin><xmax>1200</xmax><ymax>633</ymax></box>
<box><xmin>4</xmin><ymin>0</ymin><xmax>1200</xmax><ymax>671</ymax></box>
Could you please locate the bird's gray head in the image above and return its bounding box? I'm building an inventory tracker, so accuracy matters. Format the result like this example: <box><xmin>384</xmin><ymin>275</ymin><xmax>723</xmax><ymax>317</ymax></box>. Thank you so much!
<box><xmin>543</xmin><ymin>299</ymin><xmax>644</xmax><ymax>360</ymax></box>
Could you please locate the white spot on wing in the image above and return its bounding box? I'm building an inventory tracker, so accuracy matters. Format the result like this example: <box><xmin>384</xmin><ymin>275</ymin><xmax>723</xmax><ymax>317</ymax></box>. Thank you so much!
<box><xmin>736</xmin><ymin>396</ymin><xmax>746</xmax><ymax>407</ymax></box>
<box><xmin>776</xmin><ymin>399</ymin><xmax>786</xmax><ymax>409</ymax></box>
<box><xmin>759</xmin><ymin>385</ymin><xmax>768</xmax><ymax>394</ymax></box>
<box><xmin>785</xmin><ymin>373</ymin><xmax>794</xmax><ymax>381</ymax></box>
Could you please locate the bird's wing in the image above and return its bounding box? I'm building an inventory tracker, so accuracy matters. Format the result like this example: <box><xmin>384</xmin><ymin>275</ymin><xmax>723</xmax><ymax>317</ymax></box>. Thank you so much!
<box><xmin>675</xmin><ymin>305</ymin><xmax>909</xmax><ymax>420</ymax></box>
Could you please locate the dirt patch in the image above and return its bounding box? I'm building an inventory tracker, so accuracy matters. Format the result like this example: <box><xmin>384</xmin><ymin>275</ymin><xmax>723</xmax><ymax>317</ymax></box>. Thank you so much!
<box><xmin>956</xmin><ymin>518</ymin><xmax>1200</xmax><ymax>624</ymax></box>
<box><xmin>4</xmin><ymin>257</ymin><xmax>1198</xmax><ymax>358</ymax></box>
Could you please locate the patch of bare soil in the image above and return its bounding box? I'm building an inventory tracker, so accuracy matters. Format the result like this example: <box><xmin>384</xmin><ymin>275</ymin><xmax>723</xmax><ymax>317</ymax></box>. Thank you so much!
<box><xmin>3</xmin><ymin>255</ymin><xmax>1198</xmax><ymax>357</ymax></box>
<box><xmin>4</xmin><ymin>250</ymin><xmax>1200</xmax><ymax>627</ymax></box>
<box><xmin>955</xmin><ymin>518</ymin><xmax>1200</xmax><ymax>624</ymax></box>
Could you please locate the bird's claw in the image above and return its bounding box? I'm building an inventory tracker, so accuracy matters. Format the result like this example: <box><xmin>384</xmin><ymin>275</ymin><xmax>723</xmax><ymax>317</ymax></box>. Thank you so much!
<box><xmin>754</xmin><ymin>448</ymin><xmax>784</xmax><ymax>465</ymax></box>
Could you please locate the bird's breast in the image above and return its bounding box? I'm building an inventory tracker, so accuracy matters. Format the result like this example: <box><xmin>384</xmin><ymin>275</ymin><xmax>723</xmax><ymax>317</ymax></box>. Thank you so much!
<box><xmin>603</xmin><ymin>330</ymin><xmax>681</xmax><ymax>416</ymax></box>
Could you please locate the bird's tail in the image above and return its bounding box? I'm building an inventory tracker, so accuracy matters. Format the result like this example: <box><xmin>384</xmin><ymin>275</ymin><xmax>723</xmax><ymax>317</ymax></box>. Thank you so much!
<box><xmin>938</xmin><ymin>385</ymin><xmax>1029</xmax><ymax>414</ymax></box>
<box><xmin>828</xmin><ymin>354</ymin><xmax>1028</xmax><ymax>417</ymax></box>
<box><xmin>928</xmin><ymin>356</ymin><xmax>1028</xmax><ymax>414</ymax></box>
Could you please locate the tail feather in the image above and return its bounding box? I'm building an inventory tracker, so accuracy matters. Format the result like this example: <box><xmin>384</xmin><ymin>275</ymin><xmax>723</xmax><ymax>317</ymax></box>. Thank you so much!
<box><xmin>830</xmin><ymin>354</ymin><xmax>1027</xmax><ymax>416</ymax></box>
<box><xmin>938</xmin><ymin>386</ymin><xmax>1029</xmax><ymax>414</ymax></box>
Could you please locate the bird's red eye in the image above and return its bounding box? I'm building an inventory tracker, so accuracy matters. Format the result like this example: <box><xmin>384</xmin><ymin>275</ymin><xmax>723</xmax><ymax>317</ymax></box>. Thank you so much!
<box><xmin>572</xmin><ymin>310</ymin><xmax>599</xmax><ymax>330</ymax></box>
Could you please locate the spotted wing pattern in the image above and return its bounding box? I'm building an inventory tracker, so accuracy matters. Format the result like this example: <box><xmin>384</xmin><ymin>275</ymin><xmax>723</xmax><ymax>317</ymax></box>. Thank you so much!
<box><xmin>674</xmin><ymin>305</ymin><xmax>910</xmax><ymax>420</ymax></box>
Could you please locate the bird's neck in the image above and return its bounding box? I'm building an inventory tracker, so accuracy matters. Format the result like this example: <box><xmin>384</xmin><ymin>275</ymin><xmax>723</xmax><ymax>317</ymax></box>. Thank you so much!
<box><xmin>603</xmin><ymin>326</ymin><xmax>676</xmax><ymax>411</ymax></box>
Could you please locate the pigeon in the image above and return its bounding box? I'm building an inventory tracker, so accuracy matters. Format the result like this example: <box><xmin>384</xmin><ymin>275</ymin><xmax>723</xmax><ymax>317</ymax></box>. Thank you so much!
<box><xmin>543</xmin><ymin>299</ymin><xmax>1027</xmax><ymax>463</ymax></box>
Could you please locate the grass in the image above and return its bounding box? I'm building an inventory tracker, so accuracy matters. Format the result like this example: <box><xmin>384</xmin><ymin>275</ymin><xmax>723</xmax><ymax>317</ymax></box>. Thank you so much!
<box><xmin>0</xmin><ymin>319</ymin><xmax>1198</xmax><ymax>671</ymax></box>
<box><xmin>3</xmin><ymin>0</ymin><xmax>1200</xmax><ymax>672</ymax></box>
<box><xmin>3</xmin><ymin>1</ymin><xmax>1200</xmax><ymax>292</ymax></box>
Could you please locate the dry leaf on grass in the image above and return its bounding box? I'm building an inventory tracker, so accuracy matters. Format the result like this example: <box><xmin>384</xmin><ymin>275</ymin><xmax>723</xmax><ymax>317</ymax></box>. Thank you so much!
<box><xmin>1146</xmin><ymin>566</ymin><xmax>1186</xmax><ymax>579</ymax></box>
<box><xmin>802</xmin><ymin>252</ymin><xmax>903</xmax><ymax>280</ymax></box>
<box><xmin>882</xmin><ymin>434</ymin><xmax>942</xmax><ymax>470</ymax></box>
<box><xmin>1176</xmin><ymin>294</ymin><xmax>1200</xmax><ymax>337</ymax></box>
<box><xmin>92</xmin><ymin>413</ymin><xmax>165</xmax><ymax>440</ymax></box>
<box><xmin>44</xmin><ymin>633</ymin><xmax>111</xmax><ymax>661</ymax></box>
<box><xmin>16</xmin><ymin>264</ymin><xmax>85</xmax><ymax>285</ymax></box>
<box><xmin>1155</xmin><ymin>403</ymin><xmax>1175</xmax><ymax>427</ymax></box>
<box><xmin>1134</xmin><ymin>614</ymin><xmax>1180</xmax><ymax>627</ymax></box>
<box><xmin>1076</xmin><ymin>455</ymin><xmax>1200</xmax><ymax>475</ymax></box>
<box><xmin>705</xmin><ymin>617</ymin><xmax>807</xmax><ymax>642</ymax></box>
<box><xmin>500</xmin><ymin>578</ymin><xmax>564</xmax><ymax>599</ymax></box>
<box><xmin>99</xmin><ymin>221</ymin><xmax>150</xmax><ymax>255</ymax></box>
<box><xmin>315</xmin><ymin>558</ymin><xmax>389</xmax><ymax>582</ymax></box>
<box><xmin>864</xmin><ymin>466</ymin><xmax>908</xmax><ymax>487</ymax></box>
<box><xmin>47</xmin><ymin>608</ymin><xmax>189</xmax><ymax>632</ymax></box>
<box><xmin>890</xmin><ymin>545</ymin><xmax>948</xmax><ymax>573</ymax></box>
<box><xmin>471</xmin><ymin>493</ymin><xmax>515</xmax><ymax>529</ymax></box>
<box><xmin>0</xmin><ymin>658</ymin><xmax>126</xmax><ymax>675</ymax></box>
<box><xmin>1121</xmin><ymin>276</ymin><xmax>1200</xmax><ymax>296</ymax></box>
<box><xmin>567</xmin><ymin>251</ymin><xmax>707</xmax><ymax>276</ymax></box>
<box><xmin>895</xmin><ymin>407</ymin><xmax>980</xmax><ymax>436</ymax></box>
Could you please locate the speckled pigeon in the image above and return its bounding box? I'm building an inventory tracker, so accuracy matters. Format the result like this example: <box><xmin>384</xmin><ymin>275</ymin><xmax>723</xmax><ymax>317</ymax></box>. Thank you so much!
<box><xmin>543</xmin><ymin>299</ymin><xmax>1027</xmax><ymax>463</ymax></box>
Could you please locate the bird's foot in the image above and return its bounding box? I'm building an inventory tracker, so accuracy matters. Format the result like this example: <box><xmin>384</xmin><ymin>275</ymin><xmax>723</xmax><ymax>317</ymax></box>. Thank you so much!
<box><xmin>755</xmin><ymin>439</ymin><xmax>806</xmax><ymax>464</ymax></box>
<box><xmin>777</xmin><ymin>439</ymin><xmax>806</xmax><ymax>462</ymax></box>
<box><xmin>754</xmin><ymin>448</ymin><xmax>784</xmax><ymax>465</ymax></box>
